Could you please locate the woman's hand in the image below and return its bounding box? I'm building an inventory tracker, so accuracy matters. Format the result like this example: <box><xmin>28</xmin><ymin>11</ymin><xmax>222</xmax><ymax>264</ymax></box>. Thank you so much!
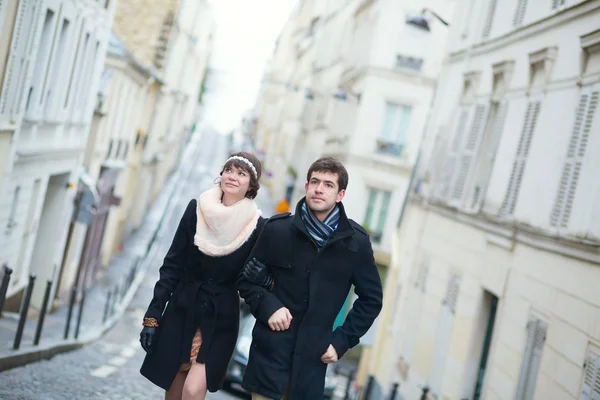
<box><xmin>140</xmin><ymin>326</ymin><xmax>157</xmax><ymax>354</ymax></box>
<box><xmin>242</xmin><ymin>258</ymin><xmax>274</xmax><ymax>290</ymax></box>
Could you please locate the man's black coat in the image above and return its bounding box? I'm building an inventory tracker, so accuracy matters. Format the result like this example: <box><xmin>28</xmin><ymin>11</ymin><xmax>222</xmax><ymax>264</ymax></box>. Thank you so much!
<box><xmin>238</xmin><ymin>199</ymin><xmax>383</xmax><ymax>400</ymax></box>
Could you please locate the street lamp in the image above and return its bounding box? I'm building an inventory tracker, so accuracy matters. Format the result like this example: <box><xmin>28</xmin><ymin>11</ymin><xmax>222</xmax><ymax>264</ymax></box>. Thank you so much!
<box><xmin>406</xmin><ymin>8</ymin><xmax>450</xmax><ymax>31</ymax></box>
<box><xmin>397</xmin><ymin>8</ymin><xmax>450</xmax><ymax>228</ymax></box>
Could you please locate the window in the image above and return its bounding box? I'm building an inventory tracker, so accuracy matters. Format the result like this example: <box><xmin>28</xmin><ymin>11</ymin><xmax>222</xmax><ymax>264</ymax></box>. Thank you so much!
<box><xmin>449</xmin><ymin>103</ymin><xmax>488</xmax><ymax>205</ymax></box>
<box><xmin>515</xmin><ymin>317</ymin><xmax>547</xmax><ymax>400</ymax></box>
<box><xmin>552</xmin><ymin>0</ymin><xmax>565</xmax><ymax>9</ymax></box>
<box><xmin>499</xmin><ymin>101</ymin><xmax>541</xmax><ymax>216</ymax></box>
<box><xmin>74</xmin><ymin>40</ymin><xmax>100</xmax><ymax>122</ymax></box>
<box><xmin>64</xmin><ymin>26</ymin><xmax>89</xmax><ymax>109</ymax></box>
<box><xmin>0</xmin><ymin>0</ymin><xmax>40</xmax><ymax>124</ymax></box>
<box><xmin>436</xmin><ymin>108</ymin><xmax>469</xmax><ymax>200</ymax></box>
<box><xmin>377</xmin><ymin>102</ymin><xmax>412</xmax><ymax>157</ymax></box>
<box><xmin>513</xmin><ymin>0</ymin><xmax>528</xmax><ymax>26</ymax></box>
<box><xmin>550</xmin><ymin>87</ymin><xmax>599</xmax><ymax>228</ymax></box>
<box><xmin>6</xmin><ymin>185</ymin><xmax>20</xmax><ymax>233</ymax></box>
<box><xmin>25</xmin><ymin>9</ymin><xmax>56</xmax><ymax>115</ymax></box>
<box><xmin>44</xmin><ymin>17</ymin><xmax>71</xmax><ymax>116</ymax></box>
<box><xmin>106</xmin><ymin>139</ymin><xmax>113</xmax><ymax>159</ymax></box>
<box><xmin>363</xmin><ymin>188</ymin><xmax>392</xmax><ymax>244</ymax></box>
<box><xmin>482</xmin><ymin>0</ymin><xmax>498</xmax><ymax>38</ymax></box>
<box><xmin>395</xmin><ymin>54</ymin><xmax>423</xmax><ymax>72</ymax></box>
<box><xmin>122</xmin><ymin>142</ymin><xmax>129</xmax><ymax>159</ymax></box>
<box><xmin>465</xmin><ymin>101</ymin><xmax>508</xmax><ymax>211</ymax></box>
<box><xmin>400</xmin><ymin>259</ymin><xmax>429</xmax><ymax>368</ymax></box>
<box><xmin>580</xmin><ymin>347</ymin><xmax>600</xmax><ymax>399</ymax></box>
<box><xmin>429</xmin><ymin>273</ymin><xmax>461</xmax><ymax>396</ymax></box>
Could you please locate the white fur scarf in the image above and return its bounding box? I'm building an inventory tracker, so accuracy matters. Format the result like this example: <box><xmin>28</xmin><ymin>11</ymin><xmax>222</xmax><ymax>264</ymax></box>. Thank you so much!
<box><xmin>194</xmin><ymin>186</ymin><xmax>261</xmax><ymax>257</ymax></box>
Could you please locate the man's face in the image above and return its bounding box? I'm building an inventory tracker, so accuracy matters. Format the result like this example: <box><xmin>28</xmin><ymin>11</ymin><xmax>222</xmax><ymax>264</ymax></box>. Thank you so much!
<box><xmin>304</xmin><ymin>171</ymin><xmax>346</xmax><ymax>217</ymax></box>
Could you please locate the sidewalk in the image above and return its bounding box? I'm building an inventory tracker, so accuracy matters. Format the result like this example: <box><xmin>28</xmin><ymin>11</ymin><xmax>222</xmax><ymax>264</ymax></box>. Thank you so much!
<box><xmin>0</xmin><ymin>128</ymin><xmax>206</xmax><ymax>372</ymax></box>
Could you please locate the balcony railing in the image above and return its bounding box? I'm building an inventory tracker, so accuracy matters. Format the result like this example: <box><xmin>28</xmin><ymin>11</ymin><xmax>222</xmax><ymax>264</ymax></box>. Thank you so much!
<box><xmin>376</xmin><ymin>138</ymin><xmax>404</xmax><ymax>157</ymax></box>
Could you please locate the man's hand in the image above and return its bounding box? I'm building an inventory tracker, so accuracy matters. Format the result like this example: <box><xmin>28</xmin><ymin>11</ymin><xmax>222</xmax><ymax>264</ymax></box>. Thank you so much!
<box><xmin>321</xmin><ymin>344</ymin><xmax>338</xmax><ymax>364</ymax></box>
<box><xmin>268</xmin><ymin>307</ymin><xmax>292</xmax><ymax>331</ymax></box>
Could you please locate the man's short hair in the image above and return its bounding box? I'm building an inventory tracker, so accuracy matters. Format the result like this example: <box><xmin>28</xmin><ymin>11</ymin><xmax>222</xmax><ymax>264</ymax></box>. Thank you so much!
<box><xmin>306</xmin><ymin>157</ymin><xmax>349</xmax><ymax>191</ymax></box>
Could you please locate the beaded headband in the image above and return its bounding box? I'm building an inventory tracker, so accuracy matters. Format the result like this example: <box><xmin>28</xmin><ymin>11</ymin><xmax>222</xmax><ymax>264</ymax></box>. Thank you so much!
<box><xmin>226</xmin><ymin>156</ymin><xmax>258</xmax><ymax>178</ymax></box>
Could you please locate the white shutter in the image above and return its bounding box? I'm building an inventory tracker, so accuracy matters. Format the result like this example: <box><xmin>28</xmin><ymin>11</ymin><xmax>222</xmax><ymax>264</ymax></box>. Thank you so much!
<box><xmin>0</xmin><ymin>0</ymin><xmax>7</xmax><ymax>34</ymax></box>
<box><xmin>513</xmin><ymin>0</ymin><xmax>528</xmax><ymax>26</ymax></box>
<box><xmin>471</xmin><ymin>102</ymin><xmax>508</xmax><ymax>209</ymax></box>
<box><xmin>443</xmin><ymin>273</ymin><xmax>461</xmax><ymax>313</ymax></box>
<box><xmin>0</xmin><ymin>0</ymin><xmax>40</xmax><ymax>125</ymax></box>
<box><xmin>450</xmin><ymin>104</ymin><xmax>488</xmax><ymax>204</ymax></box>
<box><xmin>516</xmin><ymin>318</ymin><xmax>547</xmax><ymax>400</ymax></box>
<box><xmin>499</xmin><ymin>101</ymin><xmax>541</xmax><ymax>216</ymax></box>
<box><xmin>416</xmin><ymin>259</ymin><xmax>430</xmax><ymax>292</ymax></box>
<box><xmin>580</xmin><ymin>350</ymin><xmax>600</xmax><ymax>400</ymax></box>
<box><xmin>435</xmin><ymin>108</ymin><xmax>470</xmax><ymax>200</ymax></box>
<box><xmin>550</xmin><ymin>90</ymin><xmax>599</xmax><ymax>228</ymax></box>
<box><xmin>429</xmin><ymin>274</ymin><xmax>460</xmax><ymax>396</ymax></box>
<box><xmin>523</xmin><ymin>320</ymin><xmax>547</xmax><ymax>399</ymax></box>
<box><xmin>482</xmin><ymin>0</ymin><xmax>498</xmax><ymax>38</ymax></box>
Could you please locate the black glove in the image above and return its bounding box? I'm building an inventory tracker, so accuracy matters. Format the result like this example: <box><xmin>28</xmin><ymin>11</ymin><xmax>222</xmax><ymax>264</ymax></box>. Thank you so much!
<box><xmin>242</xmin><ymin>258</ymin><xmax>274</xmax><ymax>290</ymax></box>
<box><xmin>140</xmin><ymin>326</ymin><xmax>156</xmax><ymax>355</ymax></box>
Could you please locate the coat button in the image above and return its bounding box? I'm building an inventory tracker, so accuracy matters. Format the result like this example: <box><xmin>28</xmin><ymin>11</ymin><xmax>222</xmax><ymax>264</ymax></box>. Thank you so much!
<box><xmin>257</xmin><ymin>292</ymin><xmax>263</xmax><ymax>299</ymax></box>
<box><xmin>207</xmin><ymin>279</ymin><xmax>213</xmax><ymax>284</ymax></box>
<box><xmin>303</xmin><ymin>297</ymin><xmax>308</xmax><ymax>303</ymax></box>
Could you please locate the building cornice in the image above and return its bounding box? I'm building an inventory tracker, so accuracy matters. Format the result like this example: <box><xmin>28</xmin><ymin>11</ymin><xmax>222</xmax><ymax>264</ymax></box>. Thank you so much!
<box><xmin>419</xmin><ymin>199</ymin><xmax>600</xmax><ymax>264</ymax></box>
<box><xmin>448</xmin><ymin>0</ymin><xmax>600</xmax><ymax>63</ymax></box>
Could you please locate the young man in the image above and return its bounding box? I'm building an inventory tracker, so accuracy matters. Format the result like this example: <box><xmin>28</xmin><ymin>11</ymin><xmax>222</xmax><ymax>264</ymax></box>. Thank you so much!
<box><xmin>238</xmin><ymin>157</ymin><xmax>383</xmax><ymax>400</ymax></box>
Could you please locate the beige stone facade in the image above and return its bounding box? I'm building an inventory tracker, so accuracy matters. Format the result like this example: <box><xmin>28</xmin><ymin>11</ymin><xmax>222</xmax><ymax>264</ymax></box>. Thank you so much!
<box><xmin>112</xmin><ymin>0</ymin><xmax>180</xmax><ymax>72</ymax></box>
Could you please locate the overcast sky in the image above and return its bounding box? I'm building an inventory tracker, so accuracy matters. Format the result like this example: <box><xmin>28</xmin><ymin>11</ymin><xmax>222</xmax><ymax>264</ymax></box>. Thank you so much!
<box><xmin>203</xmin><ymin>0</ymin><xmax>298</xmax><ymax>133</ymax></box>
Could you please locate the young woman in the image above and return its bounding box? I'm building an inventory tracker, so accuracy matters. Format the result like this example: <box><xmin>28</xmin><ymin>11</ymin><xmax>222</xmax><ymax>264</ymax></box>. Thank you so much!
<box><xmin>139</xmin><ymin>152</ymin><xmax>265</xmax><ymax>400</ymax></box>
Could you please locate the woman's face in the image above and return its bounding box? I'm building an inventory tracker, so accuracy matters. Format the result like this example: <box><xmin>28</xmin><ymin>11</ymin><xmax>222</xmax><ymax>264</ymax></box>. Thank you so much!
<box><xmin>220</xmin><ymin>164</ymin><xmax>251</xmax><ymax>200</ymax></box>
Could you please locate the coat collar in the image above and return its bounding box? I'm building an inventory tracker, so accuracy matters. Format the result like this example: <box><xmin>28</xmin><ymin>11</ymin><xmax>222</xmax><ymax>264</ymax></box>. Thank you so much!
<box><xmin>292</xmin><ymin>198</ymin><xmax>355</xmax><ymax>244</ymax></box>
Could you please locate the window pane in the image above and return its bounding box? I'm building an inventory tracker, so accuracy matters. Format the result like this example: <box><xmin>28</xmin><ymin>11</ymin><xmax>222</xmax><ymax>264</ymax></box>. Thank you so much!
<box><xmin>395</xmin><ymin>105</ymin><xmax>412</xmax><ymax>145</ymax></box>
<box><xmin>363</xmin><ymin>188</ymin><xmax>378</xmax><ymax>229</ymax></box>
<box><xmin>375</xmin><ymin>191</ymin><xmax>392</xmax><ymax>234</ymax></box>
<box><xmin>381</xmin><ymin>102</ymin><xmax>398</xmax><ymax>140</ymax></box>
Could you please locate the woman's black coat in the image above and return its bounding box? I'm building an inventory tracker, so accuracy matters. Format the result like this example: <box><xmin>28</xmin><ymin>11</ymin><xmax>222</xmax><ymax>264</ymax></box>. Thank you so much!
<box><xmin>238</xmin><ymin>200</ymin><xmax>383</xmax><ymax>400</ymax></box>
<box><xmin>140</xmin><ymin>199</ymin><xmax>265</xmax><ymax>392</ymax></box>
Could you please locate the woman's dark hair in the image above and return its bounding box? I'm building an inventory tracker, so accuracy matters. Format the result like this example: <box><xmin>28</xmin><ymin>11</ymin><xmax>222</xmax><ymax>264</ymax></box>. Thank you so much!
<box><xmin>306</xmin><ymin>157</ymin><xmax>349</xmax><ymax>191</ymax></box>
<box><xmin>220</xmin><ymin>151</ymin><xmax>262</xmax><ymax>199</ymax></box>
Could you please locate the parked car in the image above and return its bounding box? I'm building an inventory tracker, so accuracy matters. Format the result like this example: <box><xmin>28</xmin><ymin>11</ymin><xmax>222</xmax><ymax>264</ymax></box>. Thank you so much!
<box><xmin>224</xmin><ymin>313</ymin><xmax>338</xmax><ymax>398</ymax></box>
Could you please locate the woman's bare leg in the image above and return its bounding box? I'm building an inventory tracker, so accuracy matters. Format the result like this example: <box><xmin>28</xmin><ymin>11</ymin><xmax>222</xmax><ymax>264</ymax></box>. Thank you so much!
<box><xmin>165</xmin><ymin>370</ymin><xmax>188</xmax><ymax>400</ymax></box>
<box><xmin>182</xmin><ymin>362</ymin><xmax>208</xmax><ymax>400</ymax></box>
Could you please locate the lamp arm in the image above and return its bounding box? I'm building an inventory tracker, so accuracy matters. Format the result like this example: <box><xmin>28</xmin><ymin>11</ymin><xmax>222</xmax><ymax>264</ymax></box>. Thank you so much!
<box><xmin>422</xmin><ymin>8</ymin><xmax>450</xmax><ymax>26</ymax></box>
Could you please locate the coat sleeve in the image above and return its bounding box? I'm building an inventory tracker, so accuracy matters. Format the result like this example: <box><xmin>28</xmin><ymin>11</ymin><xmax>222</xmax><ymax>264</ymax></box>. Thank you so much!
<box><xmin>143</xmin><ymin>199</ymin><xmax>194</xmax><ymax>323</ymax></box>
<box><xmin>330</xmin><ymin>237</ymin><xmax>383</xmax><ymax>358</ymax></box>
<box><xmin>237</xmin><ymin>220</ymin><xmax>286</xmax><ymax>324</ymax></box>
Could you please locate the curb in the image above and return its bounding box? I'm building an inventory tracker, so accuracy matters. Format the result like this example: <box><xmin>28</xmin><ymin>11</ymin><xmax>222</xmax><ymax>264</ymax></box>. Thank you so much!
<box><xmin>0</xmin><ymin>129</ymin><xmax>205</xmax><ymax>373</ymax></box>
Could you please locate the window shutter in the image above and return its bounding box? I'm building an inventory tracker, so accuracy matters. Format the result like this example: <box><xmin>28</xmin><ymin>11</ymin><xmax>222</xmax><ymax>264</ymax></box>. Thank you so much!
<box><xmin>513</xmin><ymin>0</ymin><xmax>528</xmax><ymax>26</ymax></box>
<box><xmin>523</xmin><ymin>320</ymin><xmax>547</xmax><ymax>399</ymax></box>
<box><xmin>0</xmin><ymin>0</ymin><xmax>40</xmax><ymax>125</ymax></box>
<box><xmin>516</xmin><ymin>318</ymin><xmax>547</xmax><ymax>400</ymax></box>
<box><xmin>450</xmin><ymin>104</ymin><xmax>487</xmax><ymax>204</ymax></box>
<box><xmin>580</xmin><ymin>350</ymin><xmax>600</xmax><ymax>400</ymax></box>
<box><xmin>499</xmin><ymin>101</ymin><xmax>541</xmax><ymax>216</ymax></box>
<box><xmin>415</xmin><ymin>259</ymin><xmax>430</xmax><ymax>292</ymax></box>
<box><xmin>550</xmin><ymin>90</ymin><xmax>599</xmax><ymax>228</ymax></box>
<box><xmin>435</xmin><ymin>108</ymin><xmax>470</xmax><ymax>200</ymax></box>
<box><xmin>482</xmin><ymin>0</ymin><xmax>498</xmax><ymax>38</ymax></box>
<box><xmin>443</xmin><ymin>273</ymin><xmax>460</xmax><ymax>313</ymax></box>
<box><xmin>0</xmin><ymin>0</ymin><xmax>7</xmax><ymax>34</ymax></box>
